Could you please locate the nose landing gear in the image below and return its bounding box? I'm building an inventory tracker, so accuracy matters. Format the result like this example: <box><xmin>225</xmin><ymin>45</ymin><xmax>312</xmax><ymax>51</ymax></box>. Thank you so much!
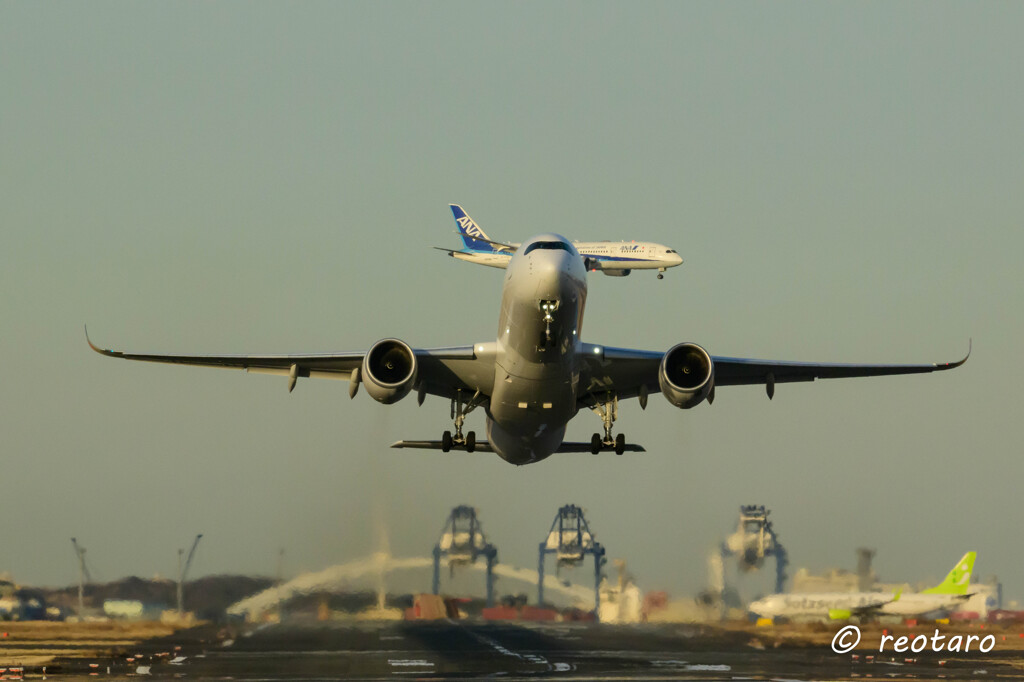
<box><xmin>539</xmin><ymin>300</ymin><xmax>560</xmax><ymax>347</ymax></box>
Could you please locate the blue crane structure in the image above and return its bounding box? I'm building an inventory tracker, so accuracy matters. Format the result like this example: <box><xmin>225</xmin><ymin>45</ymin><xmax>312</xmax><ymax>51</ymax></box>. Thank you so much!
<box><xmin>537</xmin><ymin>504</ymin><xmax>606</xmax><ymax>618</ymax></box>
<box><xmin>432</xmin><ymin>505</ymin><xmax>498</xmax><ymax>608</ymax></box>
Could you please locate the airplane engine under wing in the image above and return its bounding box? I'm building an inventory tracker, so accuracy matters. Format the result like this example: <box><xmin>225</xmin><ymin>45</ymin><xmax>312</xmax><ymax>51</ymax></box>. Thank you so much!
<box><xmin>602</xmin><ymin>269</ymin><xmax>631</xmax><ymax>277</ymax></box>
<box><xmin>659</xmin><ymin>342</ymin><xmax>714</xmax><ymax>408</ymax></box>
<box><xmin>362</xmin><ymin>339</ymin><xmax>418</xmax><ymax>404</ymax></box>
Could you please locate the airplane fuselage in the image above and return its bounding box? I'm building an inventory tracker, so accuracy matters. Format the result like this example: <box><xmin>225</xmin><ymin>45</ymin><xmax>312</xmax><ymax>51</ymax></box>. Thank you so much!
<box><xmin>750</xmin><ymin>592</ymin><xmax>892</xmax><ymax>619</ymax></box>
<box><xmin>450</xmin><ymin>240</ymin><xmax>682</xmax><ymax>274</ymax></box>
<box><xmin>486</xmin><ymin>234</ymin><xmax>588</xmax><ymax>464</ymax></box>
<box><xmin>750</xmin><ymin>592</ymin><xmax>964</xmax><ymax>620</ymax></box>
<box><xmin>576</xmin><ymin>240</ymin><xmax>682</xmax><ymax>272</ymax></box>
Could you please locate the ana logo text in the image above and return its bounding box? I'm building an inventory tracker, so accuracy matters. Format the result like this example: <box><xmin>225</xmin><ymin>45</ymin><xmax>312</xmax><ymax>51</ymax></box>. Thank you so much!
<box><xmin>457</xmin><ymin>217</ymin><xmax>485</xmax><ymax>238</ymax></box>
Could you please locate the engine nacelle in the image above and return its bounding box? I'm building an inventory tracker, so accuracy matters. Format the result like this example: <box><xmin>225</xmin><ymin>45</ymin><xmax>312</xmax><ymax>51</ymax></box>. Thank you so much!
<box><xmin>362</xmin><ymin>339</ymin><xmax>418</xmax><ymax>404</ymax></box>
<box><xmin>659</xmin><ymin>342</ymin><xmax>714</xmax><ymax>409</ymax></box>
<box><xmin>602</xmin><ymin>269</ymin><xmax>631</xmax><ymax>277</ymax></box>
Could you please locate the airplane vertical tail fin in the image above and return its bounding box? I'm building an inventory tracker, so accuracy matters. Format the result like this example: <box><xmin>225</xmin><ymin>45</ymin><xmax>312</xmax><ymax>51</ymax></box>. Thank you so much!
<box><xmin>450</xmin><ymin>204</ymin><xmax>498</xmax><ymax>253</ymax></box>
<box><xmin>921</xmin><ymin>552</ymin><xmax>976</xmax><ymax>595</ymax></box>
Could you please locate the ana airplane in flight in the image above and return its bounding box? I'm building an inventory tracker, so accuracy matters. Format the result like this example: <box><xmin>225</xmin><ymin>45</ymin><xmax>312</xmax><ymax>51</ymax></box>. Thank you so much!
<box><xmin>88</xmin><ymin>230</ymin><xmax>968</xmax><ymax>465</ymax></box>
<box><xmin>748</xmin><ymin>552</ymin><xmax>976</xmax><ymax>621</ymax></box>
<box><xmin>435</xmin><ymin>204</ymin><xmax>684</xmax><ymax>279</ymax></box>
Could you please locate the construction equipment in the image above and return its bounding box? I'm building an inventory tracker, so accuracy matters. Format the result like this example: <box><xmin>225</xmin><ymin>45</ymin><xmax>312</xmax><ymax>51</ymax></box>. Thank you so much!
<box><xmin>432</xmin><ymin>506</ymin><xmax>498</xmax><ymax>607</ymax></box>
<box><xmin>177</xmin><ymin>534</ymin><xmax>203</xmax><ymax>614</ymax></box>
<box><xmin>538</xmin><ymin>504</ymin><xmax>606</xmax><ymax>618</ymax></box>
<box><xmin>70</xmin><ymin>537</ymin><xmax>92</xmax><ymax>618</ymax></box>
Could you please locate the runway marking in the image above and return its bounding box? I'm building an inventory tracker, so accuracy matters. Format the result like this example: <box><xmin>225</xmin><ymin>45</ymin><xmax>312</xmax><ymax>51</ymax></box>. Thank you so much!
<box><xmin>460</xmin><ymin>627</ymin><xmax>573</xmax><ymax>673</ymax></box>
<box><xmin>387</xmin><ymin>659</ymin><xmax>434</xmax><ymax>667</ymax></box>
<box><xmin>211</xmin><ymin>650</ymin><xmax>412</xmax><ymax>657</ymax></box>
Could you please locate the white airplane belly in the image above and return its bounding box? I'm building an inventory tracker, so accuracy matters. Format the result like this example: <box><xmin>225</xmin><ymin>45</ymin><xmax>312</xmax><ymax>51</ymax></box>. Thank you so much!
<box><xmin>488</xmin><ymin>374</ymin><xmax>577</xmax><ymax>432</ymax></box>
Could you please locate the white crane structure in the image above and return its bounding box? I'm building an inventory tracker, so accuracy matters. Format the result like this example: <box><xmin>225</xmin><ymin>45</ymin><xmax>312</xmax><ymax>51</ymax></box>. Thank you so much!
<box><xmin>708</xmin><ymin>506</ymin><xmax>788</xmax><ymax>617</ymax></box>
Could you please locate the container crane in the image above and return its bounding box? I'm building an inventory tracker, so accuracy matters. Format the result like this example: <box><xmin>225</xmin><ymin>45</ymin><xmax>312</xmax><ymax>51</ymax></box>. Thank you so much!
<box><xmin>537</xmin><ymin>504</ymin><xmax>606</xmax><ymax>618</ymax></box>
<box><xmin>432</xmin><ymin>506</ymin><xmax>498</xmax><ymax>607</ymax></box>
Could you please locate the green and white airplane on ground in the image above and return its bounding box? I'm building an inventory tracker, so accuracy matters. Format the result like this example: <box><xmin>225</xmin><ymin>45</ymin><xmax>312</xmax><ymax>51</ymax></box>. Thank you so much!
<box><xmin>749</xmin><ymin>552</ymin><xmax>976</xmax><ymax>621</ymax></box>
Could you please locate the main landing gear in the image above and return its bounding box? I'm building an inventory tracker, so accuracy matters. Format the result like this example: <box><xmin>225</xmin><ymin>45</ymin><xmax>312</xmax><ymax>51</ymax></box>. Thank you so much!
<box><xmin>442</xmin><ymin>388</ymin><xmax>481</xmax><ymax>453</ymax></box>
<box><xmin>589</xmin><ymin>394</ymin><xmax>626</xmax><ymax>455</ymax></box>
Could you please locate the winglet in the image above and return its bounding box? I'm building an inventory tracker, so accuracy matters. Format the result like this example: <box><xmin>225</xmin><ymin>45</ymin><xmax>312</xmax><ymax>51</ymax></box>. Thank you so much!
<box><xmin>85</xmin><ymin>324</ymin><xmax>100</xmax><ymax>352</ymax></box>
<box><xmin>937</xmin><ymin>339</ymin><xmax>971</xmax><ymax>371</ymax></box>
<box><xmin>85</xmin><ymin>325</ymin><xmax>120</xmax><ymax>358</ymax></box>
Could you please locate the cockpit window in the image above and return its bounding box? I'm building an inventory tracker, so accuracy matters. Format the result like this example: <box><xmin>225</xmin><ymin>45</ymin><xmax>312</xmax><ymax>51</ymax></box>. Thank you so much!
<box><xmin>524</xmin><ymin>241</ymin><xmax>573</xmax><ymax>255</ymax></box>
<box><xmin>666</xmin><ymin>249</ymin><xmax>676</xmax><ymax>253</ymax></box>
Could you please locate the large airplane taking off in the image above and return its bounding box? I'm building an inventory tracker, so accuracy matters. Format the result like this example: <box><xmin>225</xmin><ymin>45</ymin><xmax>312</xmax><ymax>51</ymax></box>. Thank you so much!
<box><xmin>435</xmin><ymin>204</ymin><xmax>684</xmax><ymax>279</ymax></box>
<box><xmin>748</xmin><ymin>552</ymin><xmax>977</xmax><ymax>621</ymax></box>
<box><xmin>89</xmin><ymin>227</ymin><xmax>968</xmax><ymax>465</ymax></box>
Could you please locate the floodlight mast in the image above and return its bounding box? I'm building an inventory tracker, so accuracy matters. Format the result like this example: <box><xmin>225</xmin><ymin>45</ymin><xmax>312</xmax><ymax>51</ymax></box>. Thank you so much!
<box><xmin>176</xmin><ymin>534</ymin><xmax>203</xmax><ymax>614</ymax></box>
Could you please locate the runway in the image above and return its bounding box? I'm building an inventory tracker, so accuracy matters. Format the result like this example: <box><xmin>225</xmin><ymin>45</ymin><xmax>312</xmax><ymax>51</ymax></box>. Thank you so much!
<box><xmin>40</xmin><ymin>620</ymin><xmax>1024</xmax><ymax>680</ymax></box>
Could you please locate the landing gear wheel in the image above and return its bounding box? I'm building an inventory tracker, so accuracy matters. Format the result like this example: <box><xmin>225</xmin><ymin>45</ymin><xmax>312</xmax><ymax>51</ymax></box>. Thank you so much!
<box><xmin>615</xmin><ymin>433</ymin><xmax>625</xmax><ymax>455</ymax></box>
<box><xmin>590</xmin><ymin>433</ymin><xmax>602</xmax><ymax>455</ymax></box>
<box><xmin>465</xmin><ymin>431</ymin><xmax>476</xmax><ymax>453</ymax></box>
<box><xmin>657</xmin><ymin>273</ymin><xmax>664</xmax><ymax>280</ymax></box>
<box><xmin>441</xmin><ymin>430</ymin><xmax>453</xmax><ymax>452</ymax></box>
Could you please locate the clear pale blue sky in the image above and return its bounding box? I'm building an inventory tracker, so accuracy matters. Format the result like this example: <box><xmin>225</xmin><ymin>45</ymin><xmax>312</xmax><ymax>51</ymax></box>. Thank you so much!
<box><xmin>1</xmin><ymin>2</ymin><xmax>1021</xmax><ymax>603</ymax></box>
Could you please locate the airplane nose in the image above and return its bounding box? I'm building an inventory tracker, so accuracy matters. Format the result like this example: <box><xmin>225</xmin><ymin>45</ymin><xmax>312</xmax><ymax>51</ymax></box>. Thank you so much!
<box><xmin>671</xmin><ymin>253</ymin><xmax>683</xmax><ymax>265</ymax></box>
<box><xmin>533</xmin><ymin>251</ymin><xmax>566</xmax><ymax>277</ymax></box>
<box><xmin>532</xmin><ymin>252</ymin><xmax>574</xmax><ymax>297</ymax></box>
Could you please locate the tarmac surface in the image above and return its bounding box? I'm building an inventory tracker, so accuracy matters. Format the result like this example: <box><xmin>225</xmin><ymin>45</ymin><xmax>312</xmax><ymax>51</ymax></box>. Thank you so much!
<box><xmin>31</xmin><ymin>619</ymin><xmax>1024</xmax><ymax>680</ymax></box>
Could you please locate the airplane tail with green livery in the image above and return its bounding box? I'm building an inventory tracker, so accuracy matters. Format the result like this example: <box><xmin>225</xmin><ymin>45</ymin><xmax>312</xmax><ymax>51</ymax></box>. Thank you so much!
<box><xmin>921</xmin><ymin>551</ymin><xmax>976</xmax><ymax>595</ymax></box>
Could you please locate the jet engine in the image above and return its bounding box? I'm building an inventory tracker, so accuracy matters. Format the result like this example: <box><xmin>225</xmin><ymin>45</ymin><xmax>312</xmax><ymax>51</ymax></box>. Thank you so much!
<box><xmin>659</xmin><ymin>342</ymin><xmax>714</xmax><ymax>408</ymax></box>
<box><xmin>602</xmin><ymin>269</ymin><xmax>631</xmax><ymax>277</ymax></box>
<box><xmin>362</xmin><ymin>339</ymin><xmax>418</xmax><ymax>404</ymax></box>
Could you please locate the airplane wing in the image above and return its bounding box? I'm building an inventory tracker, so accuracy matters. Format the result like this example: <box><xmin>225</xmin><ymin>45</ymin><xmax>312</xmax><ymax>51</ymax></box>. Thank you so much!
<box><xmin>577</xmin><ymin>342</ymin><xmax>970</xmax><ymax>405</ymax></box>
<box><xmin>86</xmin><ymin>328</ymin><xmax>488</xmax><ymax>400</ymax></box>
<box><xmin>848</xmin><ymin>598</ymin><xmax>896</xmax><ymax>618</ymax></box>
